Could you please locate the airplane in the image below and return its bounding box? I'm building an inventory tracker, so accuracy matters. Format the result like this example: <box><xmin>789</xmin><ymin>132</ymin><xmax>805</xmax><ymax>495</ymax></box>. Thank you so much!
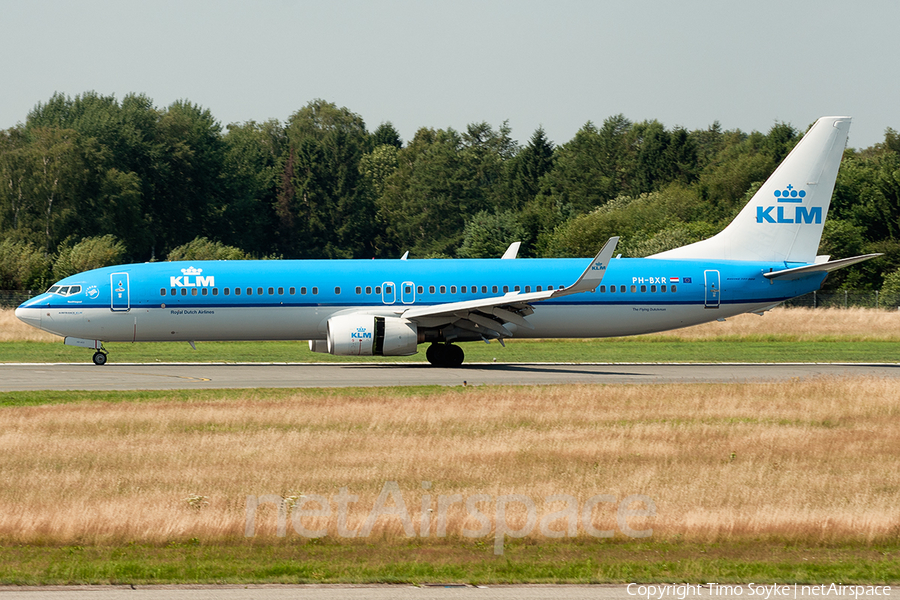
<box><xmin>15</xmin><ymin>116</ymin><xmax>880</xmax><ymax>367</ymax></box>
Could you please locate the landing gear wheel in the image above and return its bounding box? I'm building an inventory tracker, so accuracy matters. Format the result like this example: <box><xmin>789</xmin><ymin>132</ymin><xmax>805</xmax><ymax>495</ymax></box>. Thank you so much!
<box><xmin>446</xmin><ymin>344</ymin><xmax>464</xmax><ymax>367</ymax></box>
<box><xmin>92</xmin><ymin>351</ymin><xmax>108</xmax><ymax>366</ymax></box>
<box><xmin>426</xmin><ymin>343</ymin><xmax>440</xmax><ymax>365</ymax></box>
<box><xmin>426</xmin><ymin>343</ymin><xmax>465</xmax><ymax>367</ymax></box>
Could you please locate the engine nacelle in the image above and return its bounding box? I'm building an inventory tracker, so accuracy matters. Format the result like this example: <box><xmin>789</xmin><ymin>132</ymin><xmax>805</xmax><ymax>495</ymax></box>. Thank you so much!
<box><xmin>326</xmin><ymin>315</ymin><xmax>418</xmax><ymax>356</ymax></box>
<box><xmin>308</xmin><ymin>340</ymin><xmax>329</xmax><ymax>353</ymax></box>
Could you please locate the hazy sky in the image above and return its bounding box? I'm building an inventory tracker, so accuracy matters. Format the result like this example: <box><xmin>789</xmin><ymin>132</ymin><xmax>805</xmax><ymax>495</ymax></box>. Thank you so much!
<box><xmin>2</xmin><ymin>0</ymin><xmax>897</xmax><ymax>149</ymax></box>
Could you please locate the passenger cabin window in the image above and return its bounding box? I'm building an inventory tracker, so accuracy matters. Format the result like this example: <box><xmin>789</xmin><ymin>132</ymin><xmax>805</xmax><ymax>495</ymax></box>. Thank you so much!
<box><xmin>289</xmin><ymin>287</ymin><xmax>295</xmax><ymax>295</ymax></box>
<box><xmin>503</xmin><ymin>285</ymin><xmax>509</xmax><ymax>293</ymax></box>
<box><xmin>366</xmin><ymin>286</ymin><xmax>372</xmax><ymax>294</ymax></box>
<box><xmin>356</xmin><ymin>286</ymin><xmax>362</xmax><ymax>294</ymax></box>
<box><xmin>160</xmin><ymin>288</ymin><xmax>166</xmax><ymax>296</ymax></box>
<box><xmin>257</xmin><ymin>287</ymin><xmax>263</xmax><ymax>295</ymax></box>
<box><xmin>384</xmin><ymin>286</ymin><xmax>392</xmax><ymax>294</ymax></box>
<box><xmin>671</xmin><ymin>285</ymin><xmax>677</xmax><ymax>293</ymax></box>
<box><xmin>536</xmin><ymin>286</ymin><xmax>542</xmax><ymax>292</ymax></box>
<box><xmin>451</xmin><ymin>286</ymin><xmax>457</xmax><ymax>293</ymax></box>
<box><xmin>375</xmin><ymin>286</ymin><xmax>381</xmax><ymax>294</ymax></box>
<box><xmin>462</xmin><ymin>286</ymin><xmax>467</xmax><ymax>293</ymax></box>
<box><xmin>312</xmin><ymin>287</ymin><xmax>318</xmax><ymax>295</ymax></box>
<box><xmin>640</xmin><ymin>285</ymin><xmax>646</xmax><ymax>293</ymax></box>
<box><xmin>492</xmin><ymin>286</ymin><xmax>498</xmax><ymax>293</ymax></box>
<box><xmin>651</xmin><ymin>285</ymin><xmax>656</xmax><ymax>293</ymax></box>
<box><xmin>268</xmin><ymin>287</ymin><xmax>274</xmax><ymax>295</ymax></box>
<box><xmin>278</xmin><ymin>287</ymin><xmax>284</xmax><ymax>295</ymax></box>
<box><xmin>224</xmin><ymin>288</ymin><xmax>230</xmax><ymax>296</ymax></box>
<box><xmin>481</xmin><ymin>286</ymin><xmax>487</xmax><ymax>293</ymax></box>
<box><xmin>235</xmin><ymin>288</ymin><xmax>241</xmax><ymax>295</ymax></box>
<box><xmin>661</xmin><ymin>285</ymin><xmax>666</xmax><ymax>292</ymax></box>
<box><xmin>301</xmin><ymin>287</ymin><xmax>307</xmax><ymax>295</ymax></box>
<box><xmin>610</xmin><ymin>286</ymin><xmax>616</xmax><ymax>293</ymax></box>
<box><xmin>417</xmin><ymin>286</ymin><xmax>423</xmax><ymax>294</ymax></box>
<box><xmin>514</xmin><ymin>285</ymin><xmax>520</xmax><ymax>292</ymax></box>
<box><xmin>525</xmin><ymin>286</ymin><xmax>531</xmax><ymax>293</ymax></box>
<box><xmin>429</xmin><ymin>286</ymin><xmax>435</xmax><ymax>294</ymax></box>
<box><xmin>440</xmin><ymin>285</ymin><xmax>446</xmax><ymax>294</ymax></box>
<box><xmin>600</xmin><ymin>285</ymin><xmax>605</xmax><ymax>293</ymax></box>
<box><xmin>620</xmin><ymin>285</ymin><xmax>626</xmax><ymax>293</ymax></box>
<box><xmin>201</xmin><ymin>288</ymin><xmax>208</xmax><ymax>296</ymax></box>
<box><xmin>181</xmin><ymin>288</ymin><xmax>187</xmax><ymax>296</ymax></box>
<box><xmin>213</xmin><ymin>288</ymin><xmax>218</xmax><ymax>296</ymax></box>
<box><xmin>404</xmin><ymin>285</ymin><xmax>411</xmax><ymax>294</ymax></box>
<box><xmin>335</xmin><ymin>287</ymin><xmax>341</xmax><ymax>294</ymax></box>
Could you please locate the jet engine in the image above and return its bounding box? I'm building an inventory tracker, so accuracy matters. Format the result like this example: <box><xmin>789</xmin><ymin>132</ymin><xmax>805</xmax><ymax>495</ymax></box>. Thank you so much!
<box><xmin>322</xmin><ymin>315</ymin><xmax>418</xmax><ymax>356</ymax></box>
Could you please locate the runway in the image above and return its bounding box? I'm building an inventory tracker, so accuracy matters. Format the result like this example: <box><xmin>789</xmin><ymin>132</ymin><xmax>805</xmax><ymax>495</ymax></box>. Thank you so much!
<box><xmin>1</xmin><ymin>361</ymin><xmax>899</xmax><ymax>391</ymax></box>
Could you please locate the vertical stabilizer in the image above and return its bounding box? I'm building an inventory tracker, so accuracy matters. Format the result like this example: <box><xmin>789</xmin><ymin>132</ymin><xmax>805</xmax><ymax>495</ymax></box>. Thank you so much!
<box><xmin>651</xmin><ymin>116</ymin><xmax>851</xmax><ymax>263</ymax></box>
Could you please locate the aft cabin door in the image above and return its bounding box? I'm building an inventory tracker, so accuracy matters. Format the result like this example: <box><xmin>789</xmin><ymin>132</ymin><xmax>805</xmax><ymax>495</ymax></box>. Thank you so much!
<box><xmin>110</xmin><ymin>272</ymin><xmax>130</xmax><ymax>312</ymax></box>
<box><xmin>704</xmin><ymin>270</ymin><xmax>720</xmax><ymax>309</ymax></box>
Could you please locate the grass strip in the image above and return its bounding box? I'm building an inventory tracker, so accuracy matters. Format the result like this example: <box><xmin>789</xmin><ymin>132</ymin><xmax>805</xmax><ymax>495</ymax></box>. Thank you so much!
<box><xmin>0</xmin><ymin>540</ymin><xmax>898</xmax><ymax>585</ymax></box>
<box><xmin>1</xmin><ymin>338</ymin><xmax>899</xmax><ymax>364</ymax></box>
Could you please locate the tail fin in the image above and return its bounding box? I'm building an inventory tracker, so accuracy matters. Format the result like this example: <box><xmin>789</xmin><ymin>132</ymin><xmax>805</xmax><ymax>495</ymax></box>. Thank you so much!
<box><xmin>652</xmin><ymin>116</ymin><xmax>851</xmax><ymax>263</ymax></box>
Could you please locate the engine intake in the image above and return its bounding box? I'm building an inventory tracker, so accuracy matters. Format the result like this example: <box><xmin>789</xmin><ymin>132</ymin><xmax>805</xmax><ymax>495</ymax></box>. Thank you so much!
<box><xmin>325</xmin><ymin>315</ymin><xmax>418</xmax><ymax>356</ymax></box>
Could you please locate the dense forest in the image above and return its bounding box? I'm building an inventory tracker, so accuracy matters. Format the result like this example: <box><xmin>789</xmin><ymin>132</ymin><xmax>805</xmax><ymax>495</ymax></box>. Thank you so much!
<box><xmin>1</xmin><ymin>92</ymin><xmax>899</xmax><ymax>297</ymax></box>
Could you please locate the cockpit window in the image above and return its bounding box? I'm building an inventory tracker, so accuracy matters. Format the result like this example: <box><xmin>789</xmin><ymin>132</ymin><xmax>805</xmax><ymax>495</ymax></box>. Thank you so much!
<box><xmin>47</xmin><ymin>285</ymin><xmax>83</xmax><ymax>296</ymax></box>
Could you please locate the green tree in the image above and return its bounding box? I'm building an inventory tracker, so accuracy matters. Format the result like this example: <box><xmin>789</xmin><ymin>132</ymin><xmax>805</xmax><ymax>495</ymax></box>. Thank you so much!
<box><xmin>457</xmin><ymin>211</ymin><xmax>526</xmax><ymax>258</ymax></box>
<box><xmin>0</xmin><ymin>239</ymin><xmax>52</xmax><ymax>290</ymax></box>
<box><xmin>371</xmin><ymin>122</ymin><xmax>403</xmax><ymax>148</ymax></box>
<box><xmin>221</xmin><ymin>120</ymin><xmax>284</xmax><ymax>255</ymax></box>
<box><xmin>53</xmin><ymin>234</ymin><xmax>127</xmax><ymax>280</ymax></box>
<box><xmin>280</xmin><ymin>100</ymin><xmax>374</xmax><ymax>258</ymax></box>
<box><xmin>166</xmin><ymin>236</ymin><xmax>251</xmax><ymax>261</ymax></box>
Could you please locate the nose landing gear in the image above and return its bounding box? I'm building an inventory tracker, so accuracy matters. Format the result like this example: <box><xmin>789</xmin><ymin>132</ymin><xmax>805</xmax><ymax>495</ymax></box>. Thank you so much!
<box><xmin>425</xmin><ymin>343</ymin><xmax>464</xmax><ymax>367</ymax></box>
<box><xmin>92</xmin><ymin>349</ymin><xmax>109</xmax><ymax>365</ymax></box>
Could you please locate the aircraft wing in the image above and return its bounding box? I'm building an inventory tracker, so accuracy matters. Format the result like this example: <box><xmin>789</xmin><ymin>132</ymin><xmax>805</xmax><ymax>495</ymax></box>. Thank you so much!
<box><xmin>399</xmin><ymin>237</ymin><xmax>619</xmax><ymax>339</ymax></box>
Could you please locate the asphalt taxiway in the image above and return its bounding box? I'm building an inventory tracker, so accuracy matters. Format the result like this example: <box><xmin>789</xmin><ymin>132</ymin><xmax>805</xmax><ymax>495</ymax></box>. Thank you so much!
<box><xmin>1</xmin><ymin>362</ymin><xmax>898</xmax><ymax>391</ymax></box>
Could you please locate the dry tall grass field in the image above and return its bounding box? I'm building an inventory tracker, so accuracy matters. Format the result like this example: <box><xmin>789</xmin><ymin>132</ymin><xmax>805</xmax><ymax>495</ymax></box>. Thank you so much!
<box><xmin>1</xmin><ymin>378</ymin><xmax>897</xmax><ymax>546</ymax></box>
<box><xmin>663</xmin><ymin>307</ymin><xmax>900</xmax><ymax>340</ymax></box>
<box><xmin>3</xmin><ymin>307</ymin><xmax>899</xmax><ymax>343</ymax></box>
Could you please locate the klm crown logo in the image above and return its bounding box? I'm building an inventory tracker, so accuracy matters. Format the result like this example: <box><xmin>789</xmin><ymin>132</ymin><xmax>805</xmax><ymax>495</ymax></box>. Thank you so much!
<box><xmin>757</xmin><ymin>184</ymin><xmax>821</xmax><ymax>225</ymax></box>
<box><xmin>171</xmin><ymin>265</ymin><xmax>214</xmax><ymax>287</ymax></box>
<box><xmin>774</xmin><ymin>184</ymin><xmax>806</xmax><ymax>203</ymax></box>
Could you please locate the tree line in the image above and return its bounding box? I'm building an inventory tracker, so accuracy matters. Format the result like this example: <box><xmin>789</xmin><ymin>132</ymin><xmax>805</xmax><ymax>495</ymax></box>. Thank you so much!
<box><xmin>1</xmin><ymin>92</ymin><xmax>899</xmax><ymax>296</ymax></box>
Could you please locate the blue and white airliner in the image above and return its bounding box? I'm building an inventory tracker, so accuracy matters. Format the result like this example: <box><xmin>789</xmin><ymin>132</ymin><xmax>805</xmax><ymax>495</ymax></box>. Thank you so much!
<box><xmin>15</xmin><ymin>116</ymin><xmax>879</xmax><ymax>366</ymax></box>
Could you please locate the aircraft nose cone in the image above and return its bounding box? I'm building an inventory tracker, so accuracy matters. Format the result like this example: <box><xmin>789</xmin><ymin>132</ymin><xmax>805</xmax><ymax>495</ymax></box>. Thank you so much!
<box><xmin>14</xmin><ymin>305</ymin><xmax>41</xmax><ymax>329</ymax></box>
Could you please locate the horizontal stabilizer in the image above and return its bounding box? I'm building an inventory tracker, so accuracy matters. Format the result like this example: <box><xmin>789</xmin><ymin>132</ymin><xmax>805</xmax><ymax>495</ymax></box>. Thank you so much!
<box><xmin>763</xmin><ymin>254</ymin><xmax>882</xmax><ymax>281</ymax></box>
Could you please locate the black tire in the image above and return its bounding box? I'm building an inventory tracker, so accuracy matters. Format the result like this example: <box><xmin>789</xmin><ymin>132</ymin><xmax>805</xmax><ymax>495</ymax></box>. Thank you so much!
<box><xmin>446</xmin><ymin>344</ymin><xmax>465</xmax><ymax>367</ymax></box>
<box><xmin>92</xmin><ymin>351</ymin><xmax>107</xmax><ymax>366</ymax></box>
<box><xmin>425</xmin><ymin>343</ymin><xmax>441</xmax><ymax>365</ymax></box>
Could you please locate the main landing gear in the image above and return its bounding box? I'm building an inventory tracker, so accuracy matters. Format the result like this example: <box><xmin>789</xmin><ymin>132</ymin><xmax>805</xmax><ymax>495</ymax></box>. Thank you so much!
<box><xmin>425</xmin><ymin>343</ymin><xmax>464</xmax><ymax>367</ymax></box>
<box><xmin>92</xmin><ymin>349</ymin><xmax>109</xmax><ymax>366</ymax></box>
